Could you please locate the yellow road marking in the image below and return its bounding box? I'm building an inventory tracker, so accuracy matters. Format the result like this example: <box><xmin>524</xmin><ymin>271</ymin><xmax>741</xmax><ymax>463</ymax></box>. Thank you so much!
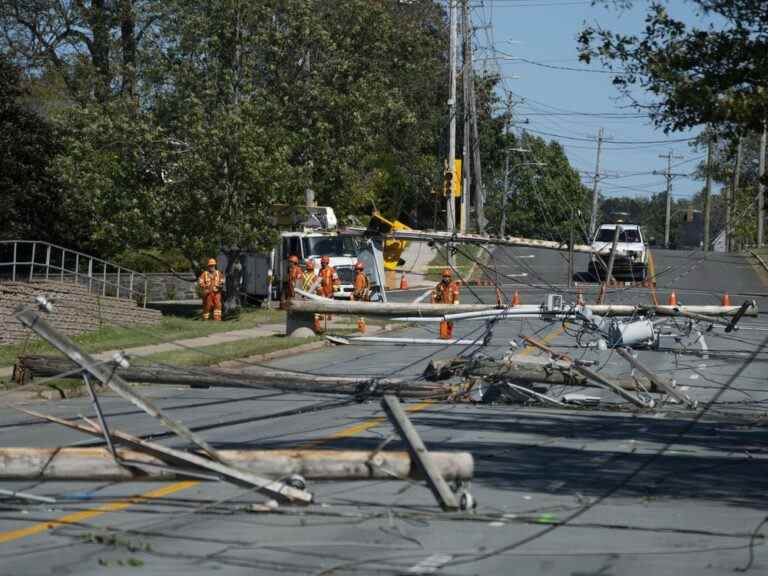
<box><xmin>519</xmin><ymin>324</ymin><xmax>565</xmax><ymax>357</ymax></box>
<box><xmin>298</xmin><ymin>400</ymin><xmax>433</xmax><ymax>448</ymax></box>
<box><xmin>0</xmin><ymin>481</ymin><xmax>198</xmax><ymax>544</ymax></box>
<box><xmin>0</xmin><ymin>402</ymin><xmax>434</xmax><ymax>545</ymax></box>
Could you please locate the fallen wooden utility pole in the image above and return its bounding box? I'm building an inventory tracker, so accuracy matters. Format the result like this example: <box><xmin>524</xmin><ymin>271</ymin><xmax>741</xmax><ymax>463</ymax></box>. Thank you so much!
<box><xmin>16</xmin><ymin>308</ymin><xmax>220</xmax><ymax>460</ymax></box>
<box><xmin>341</xmin><ymin>226</ymin><xmax>596</xmax><ymax>254</ymax></box>
<box><xmin>16</xmin><ymin>355</ymin><xmax>450</xmax><ymax>399</ymax></box>
<box><xmin>521</xmin><ymin>336</ymin><xmax>655</xmax><ymax>409</ymax></box>
<box><xmin>602</xmin><ymin>303</ymin><xmax>757</xmax><ymax>317</ymax></box>
<box><xmin>0</xmin><ymin>447</ymin><xmax>474</xmax><ymax>482</ymax></box>
<box><xmin>381</xmin><ymin>395</ymin><xmax>461</xmax><ymax>510</ymax></box>
<box><xmin>288</xmin><ymin>299</ymin><xmax>494</xmax><ymax>317</ymax></box>
<box><xmin>614</xmin><ymin>347</ymin><xmax>696</xmax><ymax>409</ymax></box>
<box><xmin>14</xmin><ymin>309</ymin><xmax>313</xmax><ymax>503</ymax></box>
<box><xmin>287</xmin><ymin>299</ymin><xmax>757</xmax><ymax>319</ymax></box>
<box><xmin>16</xmin><ymin>407</ymin><xmax>314</xmax><ymax>504</ymax></box>
<box><xmin>424</xmin><ymin>355</ymin><xmax>662</xmax><ymax>393</ymax></box>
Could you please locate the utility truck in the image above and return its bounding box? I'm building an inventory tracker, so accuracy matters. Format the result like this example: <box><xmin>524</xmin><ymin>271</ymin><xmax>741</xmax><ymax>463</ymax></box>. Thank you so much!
<box><xmin>221</xmin><ymin>206</ymin><xmax>385</xmax><ymax>304</ymax></box>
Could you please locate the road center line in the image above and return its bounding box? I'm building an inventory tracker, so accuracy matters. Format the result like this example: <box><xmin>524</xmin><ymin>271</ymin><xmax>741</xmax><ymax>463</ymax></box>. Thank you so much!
<box><xmin>0</xmin><ymin>401</ymin><xmax>434</xmax><ymax>545</ymax></box>
<box><xmin>519</xmin><ymin>324</ymin><xmax>565</xmax><ymax>357</ymax></box>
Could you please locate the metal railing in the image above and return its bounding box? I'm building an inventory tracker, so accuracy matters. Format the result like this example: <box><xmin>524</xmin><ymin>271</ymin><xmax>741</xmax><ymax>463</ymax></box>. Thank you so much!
<box><xmin>0</xmin><ymin>240</ymin><xmax>148</xmax><ymax>307</ymax></box>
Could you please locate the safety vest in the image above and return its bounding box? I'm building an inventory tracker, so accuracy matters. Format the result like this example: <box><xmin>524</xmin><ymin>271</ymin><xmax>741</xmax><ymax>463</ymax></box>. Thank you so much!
<box><xmin>432</xmin><ymin>280</ymin><xmax>460</xmax><ymax>304</ymax></box>
<box><xmin>302</xmin><ymin>271</ymin><xmax>318</xmax><ymax>292</ymax></box>
<box><xmin>352</xmin><ymin>271</ymin><xmax>370</xmax><ymax>301</ymax></box>
<box><xmin>199</xmin><ymin>270</ymin><xmax>225</xmax><ymax>293</ymax></box>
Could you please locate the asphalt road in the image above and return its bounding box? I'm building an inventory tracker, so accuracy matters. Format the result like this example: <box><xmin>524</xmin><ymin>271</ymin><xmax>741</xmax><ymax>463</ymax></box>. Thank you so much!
<box><xmin>1</xmin><ymin>246</ymin><xmax>767</xmax><ymax>575</ymax></box>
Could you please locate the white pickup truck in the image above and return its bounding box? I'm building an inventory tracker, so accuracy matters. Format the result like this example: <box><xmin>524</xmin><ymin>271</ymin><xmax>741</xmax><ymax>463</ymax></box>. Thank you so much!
<box><xmin>588</xmin><ymin>223</ymin><xmax>648</xmax><ymax>281</ymax></box>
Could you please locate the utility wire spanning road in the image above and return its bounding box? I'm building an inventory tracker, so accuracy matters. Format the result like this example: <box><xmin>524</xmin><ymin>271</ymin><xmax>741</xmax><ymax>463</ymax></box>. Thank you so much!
<box><xmin>1</xmin><ymin>247</ymin><xmax>767</xmax><ymax>575</ymax></box>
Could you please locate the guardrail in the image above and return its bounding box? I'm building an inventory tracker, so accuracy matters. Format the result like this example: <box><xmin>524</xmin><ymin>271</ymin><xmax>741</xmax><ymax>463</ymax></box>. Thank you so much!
<box><xmin>0</xmin><ymin>240</ymin><xmax>148</xmax><ymax>307</ymax></box>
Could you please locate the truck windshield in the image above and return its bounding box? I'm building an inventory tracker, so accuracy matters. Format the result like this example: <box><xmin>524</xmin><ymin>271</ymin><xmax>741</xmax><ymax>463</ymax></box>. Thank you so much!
<box><xmin>303</xmin><ymin>236</ymin><xmax>360</xmax><ymax>258</ymax></box>
<box><xmin>595</xmin><ymin>228</ymin><xmax>641</xmax><ymax>243</ymax></box>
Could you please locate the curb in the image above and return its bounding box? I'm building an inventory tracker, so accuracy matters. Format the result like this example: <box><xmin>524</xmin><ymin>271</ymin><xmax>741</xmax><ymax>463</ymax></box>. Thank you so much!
<box><xmin>2</xmin><ymin>324</ymin><xmax>399</xmax><ymax>403</ymax></box>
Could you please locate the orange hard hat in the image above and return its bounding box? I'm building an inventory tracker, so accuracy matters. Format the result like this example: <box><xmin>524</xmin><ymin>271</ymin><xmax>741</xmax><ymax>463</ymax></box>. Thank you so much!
<box><xmin>207</xmin><ymin>258</ymin><xmax>217</xmax><ymax>266</ymax></box>
<box><xmin>441</xmin><ymin>268</ymin><xmax>452</xmax><ymax>278</ymax></box>
<box><xmin>321</xmin><ymin>255</ymin><xmax>330</xmax><ymax>265</ymax></box>
<box><xmin>288</xmin><ymin>255</ymin><xmax>299</xmax><ymax>264</ymax></box>
<box><xmin>355</xmin><ymin>261</ymin><xmax>364</xmax><ymax>270</ymax></box>
<box><xmin>305</xmin><ymin>259</ymin><xmax>315</xmax><ymax>269</ymax></box>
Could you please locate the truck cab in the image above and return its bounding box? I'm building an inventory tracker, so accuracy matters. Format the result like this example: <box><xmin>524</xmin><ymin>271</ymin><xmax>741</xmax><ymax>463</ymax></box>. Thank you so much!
<box><xmin>588</xmin><ymin>223</ymin><xmax>648</xmax><ymax>281</ymax></box>
<box><xmin>280</xmin><ymin>232</ymin><xmax>361</xmax><ymax>299</ymax></box>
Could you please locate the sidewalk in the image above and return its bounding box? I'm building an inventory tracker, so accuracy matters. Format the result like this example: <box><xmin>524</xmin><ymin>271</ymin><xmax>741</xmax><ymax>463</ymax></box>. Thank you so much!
<box><xmin>0</xmin><ymin>323</ymin><xmax>289</xmax><ymax>384</ymax></box>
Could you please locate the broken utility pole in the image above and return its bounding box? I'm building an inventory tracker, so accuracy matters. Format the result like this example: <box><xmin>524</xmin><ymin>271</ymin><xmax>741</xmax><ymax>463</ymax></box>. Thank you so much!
<box><xmin>381</xmin><ymin>395</ymin><xmax>462</xmax><ymax>510</ymax></box>
<box><xmin>521</xmin><ymin>336</ymin><xmax>655</xmax><ymax>409</ymax></box>
<box><xmin>0</xmin><ymin>445</ymin><xmax>473</xmax><ymax>483</ymax></box>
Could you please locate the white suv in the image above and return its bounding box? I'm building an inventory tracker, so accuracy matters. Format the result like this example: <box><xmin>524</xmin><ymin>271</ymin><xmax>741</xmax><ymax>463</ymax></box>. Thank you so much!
<box><xmin>588</xmin><ymin>224</ymin><xmax>648</xmax><ymax>281</ymax></box>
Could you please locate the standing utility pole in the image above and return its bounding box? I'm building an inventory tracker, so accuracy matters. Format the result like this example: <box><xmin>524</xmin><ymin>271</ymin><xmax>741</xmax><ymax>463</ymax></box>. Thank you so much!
<box><xmin>654</xmin><ymin>150</ymin><xmax>684</xmax><ymax>249</ymax></box>
<box><xmin>703</xmin><ymin>134</ymin><xmax>714</xmax><ymax>252</ymax></box>
<box><xmin>466</xmin><ymin>1</ymin><xmax>485</xmax><ymax>234</ymax></box>
<box><xmin>460</xmin><ymin>0</ymin><xmax>471</xmax><ymax>233</ymax></box>
<box><xmin>446</xmin><ymin>0</ymin><xmax>458</xmax><ymax>234</ymax></box>
<box><xmin>759</xmin><ymin>122</ymin><xmax>766</xmax><ymax>248</ymax></box>
<box><xmin>500</xmin><ymin>96</ymin><xmax>513</xmax><ymax>237</ymax></box>
<box><xmin>727</xmin><ymin>137</ymin><xmax>742</xmax><ymax>252</ymax></box>
<box><xmin>589</xmin><ymin>128</ymin><xmax>604</xmax><ymax>239</ymax></box>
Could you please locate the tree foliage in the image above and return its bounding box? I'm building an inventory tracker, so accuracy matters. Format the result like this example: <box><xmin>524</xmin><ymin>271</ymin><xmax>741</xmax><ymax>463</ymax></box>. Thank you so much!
<box><xmin>2</xmin><ymin>0</ymin><xmax>591</xmax><ymax>281</ymax></box>
<box><xmin>485</xmin><ymin>131</ymin><xmax>590</xmax><ymax>242</ymax></box>
<box><xmin>579</xmin><ymin>1</ymin><xmax>768</xmax><ymax>134</ymax></box>
<box><xmin>0</xmin><ymin>55</ymin><xmax>71</xmax><ymax>244</ymax></box>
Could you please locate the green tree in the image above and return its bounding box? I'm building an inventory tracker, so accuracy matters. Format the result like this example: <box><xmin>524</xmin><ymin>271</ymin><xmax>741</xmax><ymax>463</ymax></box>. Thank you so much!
<box><xmin>486</xmin><ymin>131</ymin><xmax>590</xmax><ymax>241</ymax></box>
<box><xmin>578</xmin><ymin>1</ymin><xmax>768</xmax><ymax>134</ymax></box>
<box><xmin>0</xmin><ymin>55</ymin><xmax>73</xmax><ymax>245</ymax></box>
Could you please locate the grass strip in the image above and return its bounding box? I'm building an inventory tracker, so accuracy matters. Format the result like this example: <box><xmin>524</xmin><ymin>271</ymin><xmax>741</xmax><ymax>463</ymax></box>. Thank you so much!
<box><xmin>0</xmin><ymin>308</ymin><xmax>286</xmax><ymax>367</ymax></box>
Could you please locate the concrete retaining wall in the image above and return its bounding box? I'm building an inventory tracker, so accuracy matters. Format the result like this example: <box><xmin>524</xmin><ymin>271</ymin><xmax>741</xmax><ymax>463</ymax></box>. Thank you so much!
<box><xmin>145</xmin><ymin>273</ymin><xmax>198</xmax><ymax>302</ymax></box>
<box><xmin>0</xmin><ymin>281</ymin><xmax>161</xmax><ymax>345</ymax></box>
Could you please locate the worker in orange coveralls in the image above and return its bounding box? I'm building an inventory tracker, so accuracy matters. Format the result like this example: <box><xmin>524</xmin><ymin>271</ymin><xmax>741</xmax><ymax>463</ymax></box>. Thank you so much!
<box><xmin>199</xmin><ymin>258</ymin><xmax>225</xmax><ymax>321</ymax></box>
<box><xmin>351</xmin><ymin>261</ymin><xmax>371</xmax><ymax>301</ymax></box>
<box><xmin>284</xmin><ymin>254</ymin><xmax>302</xmax><ymax>300</ymax></box>
<box><xmin>318</xmin><ymin>255</ymin><xmax>339</xmax><ymax>298</ymax></box>
<box><xmin>431</xmin><ymin>268</ymin><xmax>460</xmax><ymax>338</ymax></box>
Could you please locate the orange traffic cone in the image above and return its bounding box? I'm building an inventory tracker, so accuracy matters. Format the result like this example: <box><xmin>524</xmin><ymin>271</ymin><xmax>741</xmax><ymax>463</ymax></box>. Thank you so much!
<box><xmin>576</xmin><ymin>288</ymin><xmax>585</xmax><ymax>306</ymax></box>
<box><xmin>667</xmin><ymin>290</ymin><xmax>678</xmax><ymax>306</ymax></box>
<box><xmin>357</xmin><ymin>316</ymin><xmax>367</xmax><ymax>333</ymax></box>
<box><xmin>721</xmin><ymin>292</ymin><xmax>731</xmax><ymax>306</ymax></box>
<box><xmin>439</xmin><ymin>319</ymin><xmax>453</xmax><ymax>339</ymax></box>
<box><xmin>313</xmin><ymin>314</ymin><xmax>323</xmax><ymax>334</ymax></box>
<box><xmin>400</xmin><ymin>273</ymin><xmax>408</xmax><ymax>290</ymax></box>
<box><xmin>511</xmin><ymin>290</ymin><xmax>521</xmax><ymax>306</ymax></box>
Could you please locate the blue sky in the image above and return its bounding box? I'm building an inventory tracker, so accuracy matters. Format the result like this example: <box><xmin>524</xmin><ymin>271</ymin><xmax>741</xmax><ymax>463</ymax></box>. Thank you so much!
<box><xmin>472</xmin><ymin>0</ymin><xmax>710</xmax><ymax>200</ymax></box>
